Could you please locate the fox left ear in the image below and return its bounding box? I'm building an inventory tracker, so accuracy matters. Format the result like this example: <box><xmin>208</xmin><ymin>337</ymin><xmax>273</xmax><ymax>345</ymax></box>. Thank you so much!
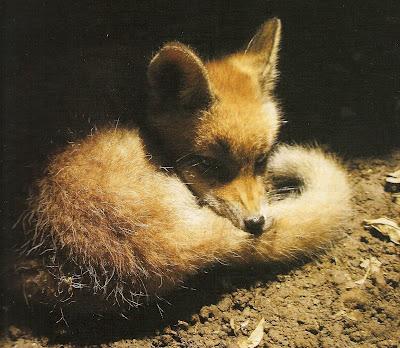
<box><xmin>245</xmin><ymin>18</ymin><xmax>281</xmax><ymax>90</ymax></box>
<box><xmin>147</xmin><ymin>42</ymin><xmax>213</xmax><ymax>113</ymax></box>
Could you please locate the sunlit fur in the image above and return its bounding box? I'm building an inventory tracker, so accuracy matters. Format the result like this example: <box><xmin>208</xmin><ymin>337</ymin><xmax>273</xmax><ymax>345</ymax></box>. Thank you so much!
<box><xmin>23</xmin><ymin>129</ymin><xmax>250</xmax><ymax>306</ymax></box>
<box><xmin>255</xmin><ymin>145</ymin><xmax>351</xmax><ymax>261</ymax></box>
<box><xmin>146</xmin><ymin>21</ymin><xmax>282</xmax><ymax>230</ymax></box>
<box><xmin>20</xmin><ymin>18</ymin><xmax>351</xmax><ymax>311</ymax></box>
<box><xmin>22</xmin><ymin>129</ymin><xmax>350</xmax><ymax>309</ymax></box>
<box><xmin>191</xmin><ymin>57</ymin><xmax>281</xmax><ymax>229</ymax></box>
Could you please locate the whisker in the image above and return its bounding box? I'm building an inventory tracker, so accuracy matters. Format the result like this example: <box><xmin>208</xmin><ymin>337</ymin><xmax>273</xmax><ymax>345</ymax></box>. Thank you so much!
<box><xmin>176</xmin><ymin>152</ymin><xmax>195</xmax><ymax>163</ymax></box>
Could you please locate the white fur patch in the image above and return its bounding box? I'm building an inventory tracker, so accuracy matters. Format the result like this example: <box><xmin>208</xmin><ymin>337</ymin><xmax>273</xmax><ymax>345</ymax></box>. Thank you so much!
<box><xmin>262</xmin><ymin>101</ymin><xmax>279</xmax><ymax>124</ymax></box>
<box><xmin>262</xmin><ymin>101</ymin><xmax>280</xmax><ymax>145</ymax></box>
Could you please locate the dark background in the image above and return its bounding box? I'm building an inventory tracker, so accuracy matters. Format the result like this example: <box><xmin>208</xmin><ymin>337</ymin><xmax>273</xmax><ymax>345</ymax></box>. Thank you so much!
<box><xmin>2</xmin><ymin>0</ymin><xmax>400</xmax><ymax>290</ymax></box>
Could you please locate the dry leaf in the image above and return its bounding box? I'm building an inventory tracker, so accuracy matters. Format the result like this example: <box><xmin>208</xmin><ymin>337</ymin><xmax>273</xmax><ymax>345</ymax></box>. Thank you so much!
<box><xmin>360</xmin><ymin>257</ymin><xmax>381</xmax><ymax>273</ymax></box>
<box><xmin>240</xmin><ymin>319</ymin><xmax>250</xmax><ymax>329</ymax></box>
<box><xmin>386</xmin><ymin>177</ymin><xmax>400</xmax><ymax>184</ymax></box>
<box><xmin>387</xmin><ymin>169</ymin><xmax>400</xmax><ymax>178</ymax></box>
<box><xmin>362</xmin><ymin>257</ymin><xmax>386</xmax><ymax>287</ymax></box>
<box><xmin>386</xmin><ymin>178</ymin><xmax>400</xmax><ymax>193</ymax></box>
<box><xmin>355</xmin><ymin>257</ymin><xmax>383</xmax><ymax>286</ymax></box>
<box><xmin>386</xmin><ymin>170</ymin><xmax>400</xmax><ymax>193</ymax></box>
<box><xmin>363</xmin><ymin>217</ymin><xmax>400</xmax><ymax>245</ymax></box>
<box><xmin>237</xmin><ymin>318</ymin><xmax>265</xmax><ymax>348</ymax></box>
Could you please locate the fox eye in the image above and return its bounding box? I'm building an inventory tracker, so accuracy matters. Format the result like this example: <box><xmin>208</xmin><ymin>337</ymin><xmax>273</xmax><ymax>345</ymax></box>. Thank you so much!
<box><xmin>193</xmin><ymin>156</ymin><xmax>232</xmax><ymax>183</ymax></box>
<box><xmin>190</xmin><ymin>156</ymin><xmax>217</xmax><ymax>173</ymax></box>
<box><xmin>196</xmin><ymin>156</ymin><xmax>214</xmax><ymax>170</ymax></box>
<box><xmin>254</xmin><ymin>154</ymin><xmax>268</xmax><ymax>175</ymax></box>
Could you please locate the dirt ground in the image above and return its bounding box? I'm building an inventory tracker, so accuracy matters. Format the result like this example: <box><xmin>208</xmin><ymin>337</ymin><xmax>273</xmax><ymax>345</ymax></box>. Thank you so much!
<box><xmin>0</xmin><ymin>150</ymin><xmax>399</xmax><ymax>347</ymax></box>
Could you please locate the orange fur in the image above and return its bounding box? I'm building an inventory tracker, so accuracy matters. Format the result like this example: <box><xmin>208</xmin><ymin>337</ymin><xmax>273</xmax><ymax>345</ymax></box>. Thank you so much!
<box><xmin>20</xmin><ymin>18</ymin><xmax>351</xmax><ymax>311</ymax></box>
<box><xmin>24</xmin><ymin>129</ymin><xmax>250</xmax><ymax>305</ymax></box>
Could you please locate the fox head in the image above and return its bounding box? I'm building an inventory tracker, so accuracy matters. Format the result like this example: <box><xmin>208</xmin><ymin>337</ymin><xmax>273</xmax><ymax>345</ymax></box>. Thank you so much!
<box><xmin>146</xmin><ymin>18</ymin><xmax>282</xmax><ymax>234</ymax></box>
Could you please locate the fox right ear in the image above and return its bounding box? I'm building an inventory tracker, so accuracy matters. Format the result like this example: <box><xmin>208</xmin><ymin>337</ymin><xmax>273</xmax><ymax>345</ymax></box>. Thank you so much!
<box><xmin>245</xmin><ymin>18</ymin><xmax>282</xmax><ymax>90</ymax></box>
<box><xmin>148</xmin><ymin>42</ymin><xmax>213</xmax><ymax>113</ymax></box>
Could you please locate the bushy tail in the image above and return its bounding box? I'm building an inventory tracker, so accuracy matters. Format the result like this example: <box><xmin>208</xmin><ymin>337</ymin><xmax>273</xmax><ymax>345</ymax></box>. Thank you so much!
<box><xmin>252</xmin><ymin>145</ymin><xmax>352</xmax><ymax>262</ymax></box>
<box><xmin>15</xmin><ymin>137</ymin><xmax>351</xmax><ymax>312</ymax></box>
<box><xmin>15</xmin><ymin>129</ymin><xmax>250</xmax><ymax>310</ymax></box>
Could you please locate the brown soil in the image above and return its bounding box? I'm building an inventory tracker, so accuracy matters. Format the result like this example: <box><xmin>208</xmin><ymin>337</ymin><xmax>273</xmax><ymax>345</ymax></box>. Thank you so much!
<box><xmin>1</xmin><ymin>150</ymin><xmax>399</xmax><ymax>347</ymax></box>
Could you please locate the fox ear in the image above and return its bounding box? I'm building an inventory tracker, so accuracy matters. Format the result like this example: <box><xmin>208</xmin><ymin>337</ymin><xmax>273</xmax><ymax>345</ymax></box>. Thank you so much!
<box><xmin>245</xmin><ymin>18</ymin><xmax>281</xmax><ymax>89</ymax></box>
<box><xmin>148</xmin><ymin>42</ymin><xmax>213</xmax><ymax>113</ymax></box>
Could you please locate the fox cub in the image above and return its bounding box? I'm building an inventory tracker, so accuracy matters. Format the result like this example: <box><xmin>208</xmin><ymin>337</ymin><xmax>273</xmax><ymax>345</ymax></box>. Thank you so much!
<box><xmin>20</xmin><ymin>19</ymin><xmax>350</xmax><ymax>311</ymax></box>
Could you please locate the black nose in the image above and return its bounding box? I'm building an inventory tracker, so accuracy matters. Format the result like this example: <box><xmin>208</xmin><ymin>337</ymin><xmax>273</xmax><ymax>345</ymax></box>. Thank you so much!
<box><xmin>244</xmin><ymin>215</ymin><xmax>265</xmax><ymax>234</ymax></box>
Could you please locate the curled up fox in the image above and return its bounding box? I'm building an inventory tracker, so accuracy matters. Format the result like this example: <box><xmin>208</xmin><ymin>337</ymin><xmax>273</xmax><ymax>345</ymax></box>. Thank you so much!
<box><xmin>19</xmin><ymin>18</ymin><xmax>351</xmax><ymax>313</ymax></box>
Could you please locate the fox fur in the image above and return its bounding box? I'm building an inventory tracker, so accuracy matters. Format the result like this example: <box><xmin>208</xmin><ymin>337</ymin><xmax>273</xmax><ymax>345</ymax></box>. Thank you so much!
<box><xmin>19</xmin><ymin>19</ymin><xmax>351</xmax><ymax>311</ymax></box>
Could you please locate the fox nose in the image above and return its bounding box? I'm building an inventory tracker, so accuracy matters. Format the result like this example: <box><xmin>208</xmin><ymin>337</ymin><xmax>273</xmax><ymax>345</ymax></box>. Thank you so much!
<box><xmin>244</xmin><ymin>215</ymin><xmax>265</xmax><ymax>234</ymax></box>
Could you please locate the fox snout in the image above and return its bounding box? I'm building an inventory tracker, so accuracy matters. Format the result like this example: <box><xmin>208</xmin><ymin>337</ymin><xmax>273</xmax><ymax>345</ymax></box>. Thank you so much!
<box><xmin>244</xmin><ymin>215</ymin><xmax>266</xmax><ymax>234</ymax></box>
<box><xmin>212</xmin><ymin>176</ymin><xmax>268</xmax><ymax>234</ymax></box>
